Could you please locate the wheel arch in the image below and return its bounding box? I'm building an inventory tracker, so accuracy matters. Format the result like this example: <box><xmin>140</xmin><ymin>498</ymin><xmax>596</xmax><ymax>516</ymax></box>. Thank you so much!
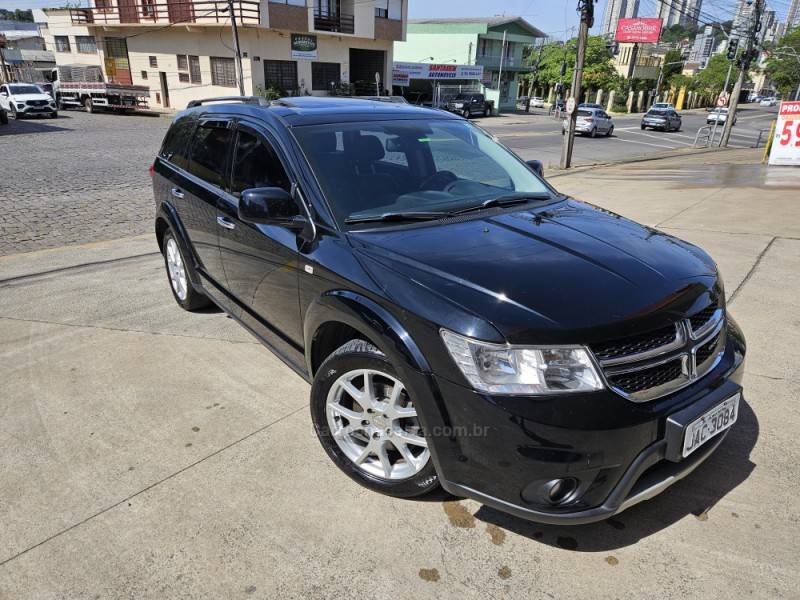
<box><xmin>304</xmin><ymin>291</ymin><xmax>431</xmax><ymax>378</ymax></box>
<box><xmin>155</xmin><ymin>202</ymin><xmax>203</xmax><ymax>287</ymax></box>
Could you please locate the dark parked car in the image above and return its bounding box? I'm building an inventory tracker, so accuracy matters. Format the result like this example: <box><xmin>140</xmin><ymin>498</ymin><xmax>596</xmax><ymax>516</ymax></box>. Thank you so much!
<box><xmin>641</xmin><ymin>108</ymin><xmax>682</xmax><ymax>131</ymax></box>
<box><xmin>152</xmin><ymin>96</ymin><xmax>746</xmax><ymax>524</ymax></box>
<box><xmin>444</xmin><ymin>93</ymin><xmax>493</xmax><ymax>118</ymax></box>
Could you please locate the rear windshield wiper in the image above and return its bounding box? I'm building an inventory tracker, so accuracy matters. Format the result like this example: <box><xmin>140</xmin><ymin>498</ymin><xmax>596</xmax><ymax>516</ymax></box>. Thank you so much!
<box><xmin>453</xmin><ymin>193</ymin><xmax>553</xmax><ymax>215</ymax></box>
<box><xmin>345</xmin><ymin>211</ymin><xmax>452</xmax><ymax>225</ymax></box>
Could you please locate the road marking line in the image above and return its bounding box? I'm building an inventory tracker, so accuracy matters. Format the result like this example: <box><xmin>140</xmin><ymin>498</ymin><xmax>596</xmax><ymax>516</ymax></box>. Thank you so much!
<box><xmin>624</xmin><ymin>130</ymin><xmax>695</xmax><ymax>146</ymax></box>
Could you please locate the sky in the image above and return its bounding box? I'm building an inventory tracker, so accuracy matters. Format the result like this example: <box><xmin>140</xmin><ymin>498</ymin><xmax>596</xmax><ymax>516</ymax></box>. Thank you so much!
<box><xmin>0</xmin><ymin>0</ymin><xmax>791</xmax><ymax>34</ymax></box>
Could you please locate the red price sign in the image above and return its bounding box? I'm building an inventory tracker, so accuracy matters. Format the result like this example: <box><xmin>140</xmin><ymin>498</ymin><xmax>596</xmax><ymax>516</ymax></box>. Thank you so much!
<box><xmin>769</xmin><ymin>102</ymin><xmax>800</xmax><ymax>166</ymax></box>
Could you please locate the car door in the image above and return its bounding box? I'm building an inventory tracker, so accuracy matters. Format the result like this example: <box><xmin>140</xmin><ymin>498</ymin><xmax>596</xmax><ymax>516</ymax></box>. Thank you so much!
<box><xmin>216</xmin><ymin>121</ymin><xmax>304</xmax><ymax>364</ymax></box>
<box><xmin>0</xmin><ymin>85</ymin><xmax>10</xmax><ymax>110</ymax></box>
<box><xmin>178</xmin><ymin>117</ymin><xmax>233</xmax><ymax>286</ymax></box>
<box><xmin>599</xmin><ymin>111</ymin><xmax>610</xmax><ymax>133</ymax></box>
<box><xmin>472</xmin><ymin>95</ymin><xmax>485</xmax><ymax>115</ymax></box>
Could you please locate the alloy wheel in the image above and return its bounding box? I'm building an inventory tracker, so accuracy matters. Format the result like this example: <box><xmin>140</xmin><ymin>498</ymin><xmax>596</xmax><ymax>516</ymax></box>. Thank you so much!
<box><xmin>326</xmin><ymin>368</ymin><xmax>429</xmax><ymax>480</ymax></box>
<box><xmin>165</xmin><ymin>237</ymin><xmax>188</xmax><ymax>301</ymax></box>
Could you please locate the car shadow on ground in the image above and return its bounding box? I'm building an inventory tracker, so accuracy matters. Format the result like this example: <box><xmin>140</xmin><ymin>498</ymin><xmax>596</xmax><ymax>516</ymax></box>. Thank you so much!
<box><xmin>471</xmin><ymin>399</ymin><xmax>758</xmax><ymax>551</ymax></box>
<box><xmin>0</xmin><ymin>118</ymin><xmax>71</xmax><ymax>136</ymax></box>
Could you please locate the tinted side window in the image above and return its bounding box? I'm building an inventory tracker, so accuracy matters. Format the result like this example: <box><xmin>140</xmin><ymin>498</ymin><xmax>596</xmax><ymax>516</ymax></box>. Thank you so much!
<box><xmin>188</xmin><ymin>121</ymin><xmax>232</xmax><ymax>188</ymax></box>
<box><xmin>230</xmin><ymin>129</ymin><xmax>291</xmax><ymax>195</ymax></box>
<box><xmin>159</xmin><ymin>117</ymin><xmax>194</xmax><ymax>169</ymax></box>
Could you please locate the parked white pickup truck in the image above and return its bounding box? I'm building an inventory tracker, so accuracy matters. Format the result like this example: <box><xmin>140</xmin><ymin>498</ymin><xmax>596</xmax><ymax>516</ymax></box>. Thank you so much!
<box><xmin>47</xmin><ymin>65</ymin><xmax>150</xmax><ymax>114</ymax></box>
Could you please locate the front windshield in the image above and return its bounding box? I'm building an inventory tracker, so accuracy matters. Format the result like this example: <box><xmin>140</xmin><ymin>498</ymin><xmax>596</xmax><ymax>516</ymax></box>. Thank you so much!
<box><xmin>293</xmin><ymin>119</ymin><xmax>552</xmax><ymax>226</ymax></box>
<box><xmin>10</xmin><ymin>85</ymin><xmax>42</xmax><ymax>95</ymax></box>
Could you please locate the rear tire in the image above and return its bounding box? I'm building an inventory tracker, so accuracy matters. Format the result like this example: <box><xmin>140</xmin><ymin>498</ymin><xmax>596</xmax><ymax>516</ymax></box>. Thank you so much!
<box><xmin>310</xmin><ymin>339</ymin><xmax>439</xmax><ymax>499</ymax></box>
<box><xmin>161</xmin><ymin>230</ymin><xmax>212</xmax><ymax>311</ymax></box>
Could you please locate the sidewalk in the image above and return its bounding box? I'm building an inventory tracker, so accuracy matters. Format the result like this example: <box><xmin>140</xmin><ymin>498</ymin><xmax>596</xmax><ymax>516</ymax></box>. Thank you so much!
<box><xmin>1</xmin><ymin>150</ymin><xmax>798</xmax><ymax>599</ymax></box>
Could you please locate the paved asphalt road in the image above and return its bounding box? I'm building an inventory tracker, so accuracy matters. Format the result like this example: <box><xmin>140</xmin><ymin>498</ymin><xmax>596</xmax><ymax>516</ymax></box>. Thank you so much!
<box><xmin>475</xmin><ymin>104</ymin><xmax>779</xmax><ymax>168</ymax></box>
<box><xmin>0</xmin><ymin>102</ymin><xmax>782</xmax><ymax>256</ymax></box>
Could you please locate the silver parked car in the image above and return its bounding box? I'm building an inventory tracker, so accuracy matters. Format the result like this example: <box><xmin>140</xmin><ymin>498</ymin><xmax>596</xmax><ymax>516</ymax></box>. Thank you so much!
<box><xmin>563</xmin><ymin>107</ymin><xmax>614</xmax><ymax>137</ymax></box>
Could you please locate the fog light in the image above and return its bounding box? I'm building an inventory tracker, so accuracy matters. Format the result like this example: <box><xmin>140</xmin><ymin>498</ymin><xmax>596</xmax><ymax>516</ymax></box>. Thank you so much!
<box><xmin>545</xmin><ymin>478</ymin><xmax>577</xmax><ymax>504</ymax></box>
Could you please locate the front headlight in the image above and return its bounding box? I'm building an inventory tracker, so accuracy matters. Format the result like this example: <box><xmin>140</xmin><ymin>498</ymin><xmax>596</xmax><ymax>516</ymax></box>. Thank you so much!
<box><xmin>440</xmin><ymin>330</ymin><xmax>604</xmax><ymax>395</ymax></box>
<box><xmin>453</xmin><ymin>102</ymin><xmax>464</xmax><ymax>108</ymax></box>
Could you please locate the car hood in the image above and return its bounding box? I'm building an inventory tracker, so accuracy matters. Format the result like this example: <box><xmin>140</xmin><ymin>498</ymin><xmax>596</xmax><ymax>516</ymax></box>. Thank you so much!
<box><xmin>12</xmin><ymin>93</ymin><xmax>52</xmax><ymax>102</ymax></box>
<box><xmin>350</xmin><ymin>199</ymin><xmax>719</xmax><ymax>344</ymax></box>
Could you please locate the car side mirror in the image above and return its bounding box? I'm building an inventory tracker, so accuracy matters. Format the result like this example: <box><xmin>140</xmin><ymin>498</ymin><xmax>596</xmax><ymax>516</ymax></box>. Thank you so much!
<box><xmin>238</xmin><ymin>187</ymin><xmax>306</xmax><ymax>229</ymax></box>
<box><xmin>0</xmin><ymin>92</ymin><xmax>7</xmax><ymax>97</ymax></box>
<box><xmin>526</xmin><ymin>159</ymin><xmax>544</xmax><ymax>177</ymax></box>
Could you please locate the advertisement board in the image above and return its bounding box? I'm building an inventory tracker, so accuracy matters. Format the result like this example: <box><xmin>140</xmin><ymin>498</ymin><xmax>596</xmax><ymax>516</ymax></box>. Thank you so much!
<box><xmin>768</xmin><ymin>101</ymin><xmax>800</xmax><ymax>166</ymax></box>
<box><xmin>392</xmin><ymin>62</ymin><xmax>484</xmax><ymax>81</ymax></box>
<box><xmin>291</xmin><ymin>34</ymin><xmax>317</xmax><ymax>59</ymax></box>
<box><xmin>615</xmin><ymin>18</ymin><xmax>663</xmax><ymax>43</ymax></box>
<box><xmin>391</xmin><ymin>70</ymin><xmax>410</xmax><ymax>87</ymax></box>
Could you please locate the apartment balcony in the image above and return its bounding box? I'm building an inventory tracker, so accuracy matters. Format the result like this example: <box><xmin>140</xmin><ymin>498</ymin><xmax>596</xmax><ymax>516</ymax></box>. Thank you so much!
<box><xmin>69</xmin><ymin>0</ymin><xmax>260</xmax><ymax>26</ymax></box>
<box><xmin>313</xmin><ymin>9</ymin><xmax>354</xmax><ymax>34</ymax></box>
<box><xmin>374</xmin><ymin>15</ymin><xmax>402</xmax><ymax>41</ymax></box>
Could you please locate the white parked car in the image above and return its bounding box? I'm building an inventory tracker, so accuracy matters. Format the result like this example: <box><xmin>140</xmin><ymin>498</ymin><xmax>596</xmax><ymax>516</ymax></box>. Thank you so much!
<box><xmin>760</xmin><ymin>97</ymin><xmax>778</xmax><ymax>107</ymax></box>
<box><xmin>651</xmin><ymin>102</ymin><xmax>675</xmax><ymax>110</ymax></box>
<box><xmin>0</xmin><ymin>83</ymin><xmax>58</xmax><ymax>119</ymax></box>
<box><xmin>529</xmin><ymin>96</ymin><xmax>544</xmax><ymax>108</ymax></box>
<box><xmin>563</xmin><ymin>107</ymin><xmax>614</xmax><ymax>137</ymax></box>
<box><xmin>707</xmin><ymin>107</ymin><xmax>736</xmax><ymax>126</ymax></box>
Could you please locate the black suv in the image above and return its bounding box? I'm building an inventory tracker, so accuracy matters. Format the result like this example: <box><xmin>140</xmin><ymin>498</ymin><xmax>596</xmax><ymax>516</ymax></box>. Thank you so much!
<box><xmin>444</xmin><ymin>93</ymin><xmax>493</xmax><ymax>118</ymax></box>
<box><xmin>153</xmin><ymin>96</ymin><xmax>745</xmax><ymax>524</ymax></box>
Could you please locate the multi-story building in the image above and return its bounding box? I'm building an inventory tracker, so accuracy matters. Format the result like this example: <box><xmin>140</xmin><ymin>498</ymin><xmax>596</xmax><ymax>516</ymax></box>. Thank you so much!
<box><xmin>613</xmin><ymin>42</ymin><xmax>662</xmax><ymax>80</ymax></box>
<box><xmin>0</xmin><ymin>18</ymin><xmax>55</xmax><ymax>82</ymax></box>
<box><xmin>689</xmin><ymin>25</ymin><xmax>715</xmax><ymax>67</ymax></box>
<box><xmin>655</xmin><ymin>0</ymin><xmax>703</xmax><ymax>28</ymax></box>
<box><xmin>600</xmin><ymin>0</ymin><xmax>640</xmax><ymax>37</ymax></box>
<box><xmin>42</xmin><ymin>0</ymin><xmax>407</xmax><ymax>110</ymax></box>
<box><xmin>393</xmin><ymin>17</ymin><xmax>545</xmax><ymax>110</ymax></box>
<box><xmin>787</xmin><ymin>0</ymin><xmax>800</xmax><ymax>29</ymax></box>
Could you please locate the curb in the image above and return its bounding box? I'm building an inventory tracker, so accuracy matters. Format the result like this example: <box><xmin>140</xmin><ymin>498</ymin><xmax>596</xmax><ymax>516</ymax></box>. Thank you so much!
<box><xmin>544</xmin><ymin>145</ymin><xmax>738</xmax><ymax>179</ymax></box>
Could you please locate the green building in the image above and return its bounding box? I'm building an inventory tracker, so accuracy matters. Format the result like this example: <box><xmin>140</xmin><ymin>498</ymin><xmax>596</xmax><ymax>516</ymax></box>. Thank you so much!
<box><xmin>393</xmin><ymin>16</ymin><xmax>545</xmax><ymax>110</ymax></box>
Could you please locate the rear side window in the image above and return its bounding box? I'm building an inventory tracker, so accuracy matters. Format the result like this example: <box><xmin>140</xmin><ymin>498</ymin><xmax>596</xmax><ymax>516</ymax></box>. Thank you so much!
<box><xmin>159</xmin><ymin>117</ymin><xmax>194</xmax><ymax>169</ymax></box>
<box><xmin>187</xmin><ymin>121</ymin><xmax>233</xmax><ymax>188</ymax></box>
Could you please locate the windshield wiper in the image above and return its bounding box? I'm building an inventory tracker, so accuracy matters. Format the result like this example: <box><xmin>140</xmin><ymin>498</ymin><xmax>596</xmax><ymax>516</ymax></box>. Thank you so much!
<box><xmin>453</xmin><ymin>193</ymin><xmax>553</xmax><ymax>215</ymax></box>
<box><xmin>345</xmin><ymin>211</ymin><xmax>452</xmax><ymax>225</ymax></box>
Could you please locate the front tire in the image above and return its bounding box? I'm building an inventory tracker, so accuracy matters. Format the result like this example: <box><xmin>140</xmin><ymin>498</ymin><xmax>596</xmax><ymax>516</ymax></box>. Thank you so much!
<box><xmin>462</xmin><ymin>108</ymin><xmax>470</xmax><ymax>119</ymax></box>
<box><xmin>607</xmin><ymin>125</ymin><xmax>614</xmax><ymax>137</ymax></box>
<box><xmin>84</xmin><ymin>97</ymin><xmax>94</xmax><ymax>113</ymax></box>
<box><xmin>50</xmin><ymin>111</ymin><xmax>58</xmax><ymax>119</ymax></box>
<box><xmin>310</xmin><ymin>340</ymin><xmax>439</xmax><ymax>498</ymax></box>
<box><xmin>161</xmin><ymin>230</ymin><xmax>211</xmax><ymax>311</ymax></box>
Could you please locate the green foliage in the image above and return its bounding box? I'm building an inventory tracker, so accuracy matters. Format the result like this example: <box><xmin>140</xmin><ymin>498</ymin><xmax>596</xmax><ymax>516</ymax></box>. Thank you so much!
<box><xmin>692</xmin><ymin>54</ymin><xmax>733</xmax><ymax>94</ymax></box>
<box><xmin>0</xmin><ymin>8</ymin><xmax>34</xmax><ymax>21</ymax></box>
<box><xmin>255</xmin><ymin>84</ymin><xmax>284</xmax><ymax>101</ymax></box>
<box><xmin>669</xmin><ymin>74</ymin><xmax>693</xmax><ymax>91</ymax></box>
<box><xmin>662</xmin><ymin>49</ymin><xmax>684</xmax><ymax>80</ymax></box>
<box><xmin>660</xmin><ymin>23</ymin><xmax>699</xmax><ymax>44</ymax></box>
<box><xmin>524</xmin><ymin>36</ymin><xmax>620</xmax><ymax>92</ymax></box>
<box><xmin>765</xmin><ymin>28</ymin><xmax>800</xmax><ymax>98</ymax></box>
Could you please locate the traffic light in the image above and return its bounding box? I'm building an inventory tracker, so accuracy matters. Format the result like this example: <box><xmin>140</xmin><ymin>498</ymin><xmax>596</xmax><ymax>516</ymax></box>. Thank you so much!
<box><xmin>727</xmin><ymin>38</ymin><xmax>739</xmax><ymax>61</ymax></box>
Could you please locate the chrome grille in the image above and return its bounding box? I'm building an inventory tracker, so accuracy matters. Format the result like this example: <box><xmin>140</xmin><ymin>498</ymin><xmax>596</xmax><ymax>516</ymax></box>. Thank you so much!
<box><xmin>592</xmin><ymin>304</ymin><xmax>726</xmax><ymax>402</ymax></box>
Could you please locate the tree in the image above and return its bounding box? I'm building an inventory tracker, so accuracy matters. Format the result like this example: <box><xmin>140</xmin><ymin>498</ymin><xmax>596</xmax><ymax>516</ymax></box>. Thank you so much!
<box><xmin>523</xmin><ymin>36</ymin><xmax>619</xmax><ymax>94</ymax></box>
<box><xmin>0</xmin><ymin>8</ymin><xmax>34</xmax><ymax>21</ymax></box>
<box><xmin>693</xmin><ymin>54</ymin><xmax>734</xmax><ymax>95</ymax></box>
<box><xmin>662</xmin><ymin>49</ymin><xmax>684</xmax><ymax>81</ymax></box>
<box><xmin>765</xmin><ymin>28</ymin><xmax>800</xmax><ymax>98</ymax></box>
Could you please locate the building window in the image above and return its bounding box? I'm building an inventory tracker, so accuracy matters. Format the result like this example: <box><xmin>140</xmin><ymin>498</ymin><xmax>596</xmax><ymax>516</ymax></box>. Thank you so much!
<box><xmin>311</xmin><ymin>61</ymin><xmax>340</xmax><ymax>91</ymax></box>
<box><xmin>263</xmin><ymin>60</ymin><xmax>297</xmax><ymax>93</ymax></box>
<box><xmin>478</xmin><ymin>38</ymin><xmax>488</xmax><ymax>57</ymax></box>
<box><xmin>375</xmin><ymin>7</ymin><xmax>388</xmax><ymax>18</ymax></box>
<box><xmin>95</xmin><ymin>0</ymin><xmax>111</xmax><ymax>9</ymax></box>
<box><xmin>54</xmin><ymin>36</ymin><xmax>71</xmax><ymax>53</ymax></box>
<box><xmin>141</xmin><ymin>0</ymin><xmax>155</xmax><ymax>18</ymax></box>
<box><xmin>189</xmin><ymin>55</ymin><xmax>201</xmax><ymax>84</ymax></box>
<box><xmin>75</xmin><ymin>36</ymin><xmax>97</xmax><ymax>54</ymax></box>
<box><xmin>141</xmin><ymin>71</ymin><xmax>148</xmax><ymax>79</ymax></box>
<box><xmin>149</xmin><ymin>56</ymin><xmax>158</xmax><ymax>68</ymax></box>
<box><xmin>211</xmin><ymin>56</ymin><xmax>237</xmax><ymax>87</ymax></box>
<box><xmin>179</xmin><ymin>73</ymin><xmax>190</xmax><ymax>83</ymax></box>
<box><xmin>177</xmin><ymin>54</ymin><xmax>188</xmax><ymax>71</ymax></box>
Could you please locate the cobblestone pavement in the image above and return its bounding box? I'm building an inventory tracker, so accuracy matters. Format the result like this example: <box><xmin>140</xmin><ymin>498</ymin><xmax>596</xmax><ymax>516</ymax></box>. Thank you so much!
<box><xmin>0</xmin><ymin>110</ymin><xmax>169</xmax><ymax>256</ymax></box>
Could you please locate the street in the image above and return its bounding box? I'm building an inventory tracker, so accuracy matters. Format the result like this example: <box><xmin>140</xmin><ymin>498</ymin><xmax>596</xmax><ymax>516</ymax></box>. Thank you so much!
<box><xmin>474</xmin><ymin>104</ymin><xmax>779</xmax><ymax>168</ymax></box>
<box><xmin>1</xmin><ymin>106</ymin><xmax>799</xmax><ymax>598</ymax></box>
<box><xmin>0</xmin><ymin>104</ymin><xmax>781</xmax><ymax>257</ymax></box>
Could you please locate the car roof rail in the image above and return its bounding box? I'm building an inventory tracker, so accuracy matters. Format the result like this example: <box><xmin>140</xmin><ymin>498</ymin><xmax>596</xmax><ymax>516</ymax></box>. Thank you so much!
<box><xmin>186</xmin><ymin>96</ymin><xmax>270</xmax><ymax>108</ymax></box>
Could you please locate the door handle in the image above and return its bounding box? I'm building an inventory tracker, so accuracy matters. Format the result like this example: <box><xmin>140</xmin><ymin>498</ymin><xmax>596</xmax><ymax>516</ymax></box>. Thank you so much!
<box><xmin>171</xmin><ymin>188</ymin><xmax>184</xmax><ymax>199</ymax></box>
<box><xmin>216</xmin><ymin>216</ymin><xmax>236</xmax><ymax>230</ymax></box>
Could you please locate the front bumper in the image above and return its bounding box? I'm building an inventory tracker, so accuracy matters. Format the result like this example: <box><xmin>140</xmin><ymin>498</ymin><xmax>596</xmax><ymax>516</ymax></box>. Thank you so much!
<box><xmin>414</xmin><ymin>319</ymin><xmax>746</xmax><ymax>525</ymax></box>
<box><xmin>19</xmin><ymin>105</ymin><xmax>56</xmax><ymax>115</ymax></box>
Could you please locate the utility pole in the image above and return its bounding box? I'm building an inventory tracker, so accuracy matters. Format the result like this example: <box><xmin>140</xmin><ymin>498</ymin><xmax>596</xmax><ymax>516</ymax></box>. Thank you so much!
<box><xmin>721</xmin><ymin>0</ymin><xmax>763</xmax><ymax>148</ymax></box>
<box><xmin>560</xmin><ymin>0</ymin><xmax>595</xmax><ymax>170</ymax></box>
<box><xmin>496</xmin><ymin>30</ymin><xmax>507</xmax><ymax>115</ymax></box>
<box><xmin>228</xmin><ymin>0</ymin><xmax>246</xmax><ymax>96</ymax></box>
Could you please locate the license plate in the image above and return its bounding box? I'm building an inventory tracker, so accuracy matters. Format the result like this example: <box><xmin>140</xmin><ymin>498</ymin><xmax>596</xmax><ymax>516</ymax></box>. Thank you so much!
<box><xmin>682</xmin><ymin>393</ymin><xmax>740</xmax><ymax>458</ymax></box>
